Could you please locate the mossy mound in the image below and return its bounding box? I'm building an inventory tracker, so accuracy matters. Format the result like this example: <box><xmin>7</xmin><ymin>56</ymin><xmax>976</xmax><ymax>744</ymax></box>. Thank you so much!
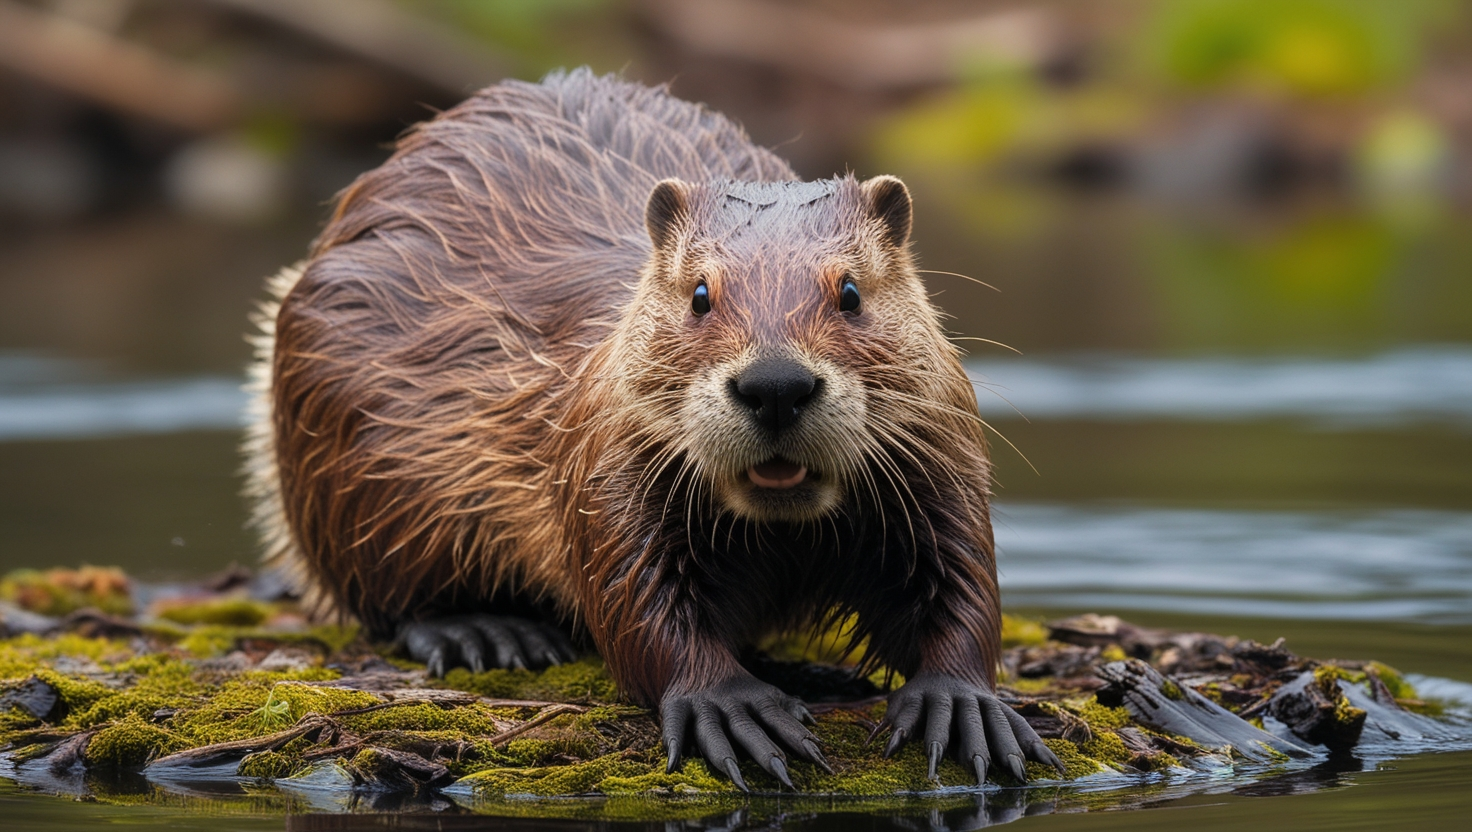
<box><xmin>0</xmin><ymin>567</ymin><xmax>1449</xmax><ymax>808</ymax></box>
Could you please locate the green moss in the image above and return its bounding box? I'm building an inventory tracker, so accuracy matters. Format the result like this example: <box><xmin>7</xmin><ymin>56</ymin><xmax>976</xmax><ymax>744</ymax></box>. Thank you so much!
<box><xmin>1309</xmin><ymin>665</ymin><xmax>1368</xmax><ymax>731</ymax></box>
<box><xmin>1024</xmin><ymin>737</ymin><xmax>1102</xmax><ymax>780</ymax></box>
<box><xmin>1099</xmin><ymin>644</ymin><xmax>1129</xmax><ymax>662</ymax></box>
<box><xmin>1365</xmin><ymin>661</ymin><xmax>1418</xmax><ymax>701</ymax></box>
<box><xmin>154</xmin><ymin>597</ymin><xmax>274</xmax><ymax>627</ymax></box>
<box><xmin>598</xmin><ymin>759</ymin><xmax>732</xmax><ymax>795</ymax></box>
<box><xmin>1197</xmin><ymin>682</ymin><xmax>1225</xmax><ymax>706</ymax></box>
<box><xmin>237</xmin><ymin>749</ymin><xmax>306</xmax><ymax>779</ymax></box>
<box><xmin>498</xmin><ymin>727</ymin><xmax>607</xmax><ymax>768</ymax></box>
<box><xmin>176</xmin><ymin>626</ymin><xmax>239</xmax><ymax>658</ymax></box>
<box><xmin>1158</xmin><ymin>679</ymin><xmax>1185</xmax><ymax>701</ymax></box>
<box><xmin>1334</xmin><ymin>695</ymin><xmax>1368</xmax><ymax>728</ymax></box>
<box><xmin>71</xmin><ymin>659</ymin><xmax>203</xmax><ymax>727</ymax></box>
<box><xmin>1000</xmin><ymin>614</ymin><xmax>1049</xmax><ymax>648</ymax></box>
<box><xmin>1080</xmin><ymin>730</ymin><xmax>1133</xmax><ymax>768</ymax></box>
<box><xmin>171</xmin><ymin>669</ymin><xmax>350</xmax><ymax>746</ymax></box>
<box><xmin>1002</xmin><ymin>676</ymin><xmax>1055</xmax><ymax>694</ymax></box>
<box><xmin>777</xmin><ymin>708</ymin><xmax>961</xmax><ymax>794</ymax></box>
<box><xmin>1074</xmin><ymin>699</ymin><xmax>1131</xmax><ymax>730</ymax></box>
<box><xmin>459</xmin><ymin>753</ymin><xmax>655</xmax><ymax>797</ymax></box>
<box><xmin>1129</xmin><ymin>748</ymin><xmax>1182</xmax><ymax>771</ymax></box>
<box><xmin>85</xmin><ymin>713</ymin><xmax>185</xmax><ymax>768</ymax></box>
<box><xmin>1313</xmin><ymin>664</ymin><xmax>1357</xmax><ymax>684</ymax></box>
<box><xmin>29</xmin><ymin>669</ymin><xmax>117</xmax><ymax>719</ymax></box>
<box><xmin>0</xmin><ymin>633</ymin><xmax>131</xmax><ymax>677</ymax></box>
<box><xmin>438</xmin><ymin>657</ymin><xmax>618</xmax><ymax>703</ymax></box>
<box><xmin>1</xmin><ymin>566</ymin><xmax>134</xmax><ymax>617</ymax></box>
<box><xmin>343</xmin><ymin>701</ymin><xmax>511</xmax><ymax>736</ymax></box>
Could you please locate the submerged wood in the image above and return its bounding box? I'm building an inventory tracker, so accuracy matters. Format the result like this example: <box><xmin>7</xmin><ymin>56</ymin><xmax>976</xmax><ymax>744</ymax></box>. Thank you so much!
<box><xmin>1096</xmin><ymin>659</ymin><xmax>1312</xmax><ymax>760</ymax></box>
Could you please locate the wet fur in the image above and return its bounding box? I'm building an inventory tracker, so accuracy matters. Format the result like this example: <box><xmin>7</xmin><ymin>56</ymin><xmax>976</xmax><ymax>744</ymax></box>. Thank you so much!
<box><xmin>248</xmin><ymin>69</ymin><xmax>999</xmax><ymax>707</ymax></box>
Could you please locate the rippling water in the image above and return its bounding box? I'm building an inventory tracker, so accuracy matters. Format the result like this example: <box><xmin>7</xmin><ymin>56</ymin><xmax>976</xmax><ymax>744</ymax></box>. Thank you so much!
<box><xmin>7</xmin><ymin>346</ymin><xmax>1472</xmax><ymax>440</ymax></box>
<box><xmin>968</xmin><ymin>347</ymin><xmax>1472</xmax><ymax>428</ymax></box>
<box><xmin>994</xmin><ymin>503</ymin><xmax>1472</xmax><ymax>622</ymax></box>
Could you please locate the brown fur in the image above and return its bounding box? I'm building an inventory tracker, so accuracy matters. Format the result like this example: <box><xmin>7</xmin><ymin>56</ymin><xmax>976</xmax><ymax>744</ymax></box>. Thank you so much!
<box><xmin>248</xmin><ymin>69</ymin><xmax>998</xmax><ymax>707</ymax></box>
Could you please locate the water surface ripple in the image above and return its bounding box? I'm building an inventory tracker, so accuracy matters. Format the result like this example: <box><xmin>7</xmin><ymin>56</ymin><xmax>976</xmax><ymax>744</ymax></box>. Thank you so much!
<box><xmin>996</xmin><ymin>503</ymin><xmax>1472</xmax><ymax>622</ymax></box>
<box><xmin>968</xmin><ymin>346</ymin><xmax>1472</xmax><ymax>427</ymax></box>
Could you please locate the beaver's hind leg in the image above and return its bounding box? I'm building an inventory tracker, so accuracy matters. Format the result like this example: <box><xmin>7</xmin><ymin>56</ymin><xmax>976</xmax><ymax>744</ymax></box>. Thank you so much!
<box><xmin>398</xmin><ymin>615</ymin><xmax>578</xmax><ymax>676</ymax></box>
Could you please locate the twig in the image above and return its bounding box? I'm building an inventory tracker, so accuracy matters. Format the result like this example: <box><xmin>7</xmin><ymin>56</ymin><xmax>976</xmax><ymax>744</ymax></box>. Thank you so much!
<box><xmin>487</xmin><ymin>703</ymin><xmax>586</xmax><ymax>747</ymax></box>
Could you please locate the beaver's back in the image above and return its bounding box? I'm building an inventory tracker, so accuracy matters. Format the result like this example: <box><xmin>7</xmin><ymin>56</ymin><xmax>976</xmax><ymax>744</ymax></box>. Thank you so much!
<box><xmin>256</xmin><ymin>70</ymin><xmax>794</xmax><ymax>633</ymax></box>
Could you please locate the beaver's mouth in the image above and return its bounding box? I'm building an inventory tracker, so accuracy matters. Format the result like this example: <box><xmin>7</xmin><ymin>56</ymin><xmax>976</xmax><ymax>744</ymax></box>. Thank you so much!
<box><xmin>747</xmin><ymin>457</ymin><xmax>808</xmax><ymax>489</ymax></box>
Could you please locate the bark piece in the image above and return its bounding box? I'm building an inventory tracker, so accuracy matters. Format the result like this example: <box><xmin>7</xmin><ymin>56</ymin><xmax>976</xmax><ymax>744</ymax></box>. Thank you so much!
<box><xmin>0</xmin><ymin>675</ymin><xmax>60</xmax><ymax>721</ymax></box>
<box><xmin>1265</xmin><ymin>670</ymin><xmax>1366</xmax><ymax>751</ymax></box>
<box><xmin>1097</xmin><ymin>659</ymin><xmax>1313</xmax><ymax>761</ymax></box>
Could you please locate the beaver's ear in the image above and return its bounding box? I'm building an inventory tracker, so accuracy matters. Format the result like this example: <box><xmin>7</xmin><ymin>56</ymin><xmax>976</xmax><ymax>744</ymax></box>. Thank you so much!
<box><xmin>861</xmin><ymin>175</ymin><xmax>912</xmax><ymax>249</ymax></box>
<box><xmin>645</xmin><ymin>179</ymin><xmax>689</xmax><ymax>251</ymax></box>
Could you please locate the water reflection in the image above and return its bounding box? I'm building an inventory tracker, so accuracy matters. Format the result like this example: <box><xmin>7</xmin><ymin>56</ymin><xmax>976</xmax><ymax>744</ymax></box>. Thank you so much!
<box><xmin>995</xmin><ymin>504</ymin><xmax>1472</xmax><ymax>622</ymax></box>
<box><xmin>969</xmin><ymin>347</ymin><xmax>1472</xmax><ymax>428</ymax></box>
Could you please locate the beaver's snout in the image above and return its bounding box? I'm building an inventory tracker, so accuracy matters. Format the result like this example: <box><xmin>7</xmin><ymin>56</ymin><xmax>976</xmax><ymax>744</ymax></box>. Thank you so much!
<box><xmin>729</xmin><ymin>357</ymin><xmax>819</xmax><ymax>434</ymax></box>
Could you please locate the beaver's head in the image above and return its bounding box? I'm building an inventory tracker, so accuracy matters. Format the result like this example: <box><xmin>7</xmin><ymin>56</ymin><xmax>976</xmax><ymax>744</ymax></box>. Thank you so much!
<box><xmin>610</xmin><ymin>175</ymin><xmax>963</xmax><ymax>524</ymax></box>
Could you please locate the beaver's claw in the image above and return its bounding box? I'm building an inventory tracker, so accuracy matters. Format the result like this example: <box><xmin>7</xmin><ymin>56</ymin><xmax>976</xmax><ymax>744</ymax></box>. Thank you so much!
<box><xmin>661</xmin><ymin>675</ymin><xmax>832</xmax><ymax>792</ymax></box>
<box><xmin>878</xmin><ymin>672</ymin><xmax>1064</xmax><ymax>784</ymax></box>
<box><xmin>398</xmin><ymin>614</ymin><xmax>578</xmax><ymax>676</ymax></box>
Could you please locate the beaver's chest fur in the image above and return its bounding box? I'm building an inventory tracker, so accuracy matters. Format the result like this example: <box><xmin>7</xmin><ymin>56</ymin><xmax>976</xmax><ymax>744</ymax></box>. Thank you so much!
<box><xmin>247</xmin><ymin>68</ymin><xmax>1057</xmax><ymax>791</ymax></box>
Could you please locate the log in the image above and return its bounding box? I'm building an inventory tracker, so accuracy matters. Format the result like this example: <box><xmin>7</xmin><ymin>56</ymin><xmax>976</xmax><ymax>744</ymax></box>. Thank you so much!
<box><xmin>1097</xmin><ymin>659</ymin><xmax>1314</xmax><ymax>761</ymax></box>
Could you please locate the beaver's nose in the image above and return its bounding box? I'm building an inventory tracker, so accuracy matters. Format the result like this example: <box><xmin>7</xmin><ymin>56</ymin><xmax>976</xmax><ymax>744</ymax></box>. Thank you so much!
<box><xmin>730</xmin><ymin>358</ymin><xmax>818</xmax><ymax>433</ymax></box>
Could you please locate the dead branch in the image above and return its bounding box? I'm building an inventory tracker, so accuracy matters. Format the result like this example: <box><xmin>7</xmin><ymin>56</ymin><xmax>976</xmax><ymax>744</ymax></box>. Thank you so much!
<box><xmin>637</xmin><ymin>0</ymin><xmax>1060</xmax><ymax>91</ymax></box>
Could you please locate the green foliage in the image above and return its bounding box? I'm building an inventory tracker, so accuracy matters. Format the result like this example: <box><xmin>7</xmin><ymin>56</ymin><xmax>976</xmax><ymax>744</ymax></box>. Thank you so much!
<box><xmin>1149</xmin><ymin>0</ymin><xmax>1457</xmax><ymax>95</ymax></box>
<box><xmin>248</xmin><ymin>686</ymin><xmax>294</xmax><ymax>732</ymax></box>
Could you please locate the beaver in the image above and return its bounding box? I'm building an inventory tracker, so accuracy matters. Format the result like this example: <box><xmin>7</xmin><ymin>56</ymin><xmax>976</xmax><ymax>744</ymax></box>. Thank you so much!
<box><xmin>245</xmin><ymin>68</ymin><xmax>1059</xmax><ymax>789</ymax></box>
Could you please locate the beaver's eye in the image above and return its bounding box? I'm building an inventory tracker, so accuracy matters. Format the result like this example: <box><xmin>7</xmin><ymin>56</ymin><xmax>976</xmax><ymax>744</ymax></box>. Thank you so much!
<box><xmin>839</xmin><ymin>278</ymin><xmax>861</xmax><ymax>313</ymax></box>
<box><xmin>691</xmin><ymin>282</ymin><xmax>710</xmax><ymax>316</ymax></box>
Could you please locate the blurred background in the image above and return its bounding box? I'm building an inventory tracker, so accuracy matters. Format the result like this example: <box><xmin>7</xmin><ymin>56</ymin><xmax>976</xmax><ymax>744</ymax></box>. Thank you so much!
<box><xmin>1</xmin><ymin>0</ymin><xmax>1471</xmax><ymax>676</ymax></box>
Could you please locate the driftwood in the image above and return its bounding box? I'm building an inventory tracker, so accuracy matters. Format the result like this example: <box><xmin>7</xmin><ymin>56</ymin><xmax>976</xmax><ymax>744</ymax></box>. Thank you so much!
<box><xmin>0</xmin><ymin>676</ymin><xmax>60</xmax><ymax>722</ymax></box>
<box><xmin>1266</xmin><ymin>670</ymin><xmax>1367</xmax><ymax>750</ymax></box>
<box><xmin>147</xmin><ymin>714</ymin><xmax>343</xmax><ymax>774</ymax></box>
<box><xmin>1096</xmin><ymin>659</ymin><xmax>1313</xmax><ymax>761</ymax></box>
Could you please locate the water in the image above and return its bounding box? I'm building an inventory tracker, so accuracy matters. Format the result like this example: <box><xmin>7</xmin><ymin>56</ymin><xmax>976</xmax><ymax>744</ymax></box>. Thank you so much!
<box><xmin>967</xmin><ymin>347</ymin><xmax>1472</xmax><ymax>428</ymax></box>
<box><xmin>996</xmin><ymin>503</ymin><xmax>1472</xmax><ymax>621</ymax></box>
<box><xmin>2</xmin><ymin>192</ymin><xmax>1471</xmax><ymax>827</ymax></box>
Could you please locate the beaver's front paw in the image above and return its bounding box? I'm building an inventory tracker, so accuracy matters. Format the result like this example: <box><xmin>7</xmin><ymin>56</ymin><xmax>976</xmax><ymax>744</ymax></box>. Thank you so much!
<box><xmin>879</xmin><ymin>672</ymin><xmax>1065</xmax><ymax>784</ymax></box>
<box><xmin>660</xmin><ymin>675</ymin><xmax>832</xmax><ymax>792</ymax></box>
<box><xmin>398</xmin><ymin>614</ymin><xmax>577</xmax><ymax>676</ymax></box>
